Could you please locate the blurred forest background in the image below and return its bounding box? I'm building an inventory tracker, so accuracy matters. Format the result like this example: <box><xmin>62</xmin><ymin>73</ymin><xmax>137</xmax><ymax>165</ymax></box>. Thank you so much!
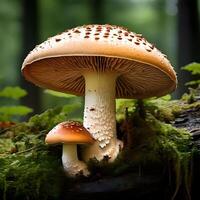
<box><xmin>0</xmin><ymin>0</ymin><xmax>199</xmax><ymax>118</ymax></box>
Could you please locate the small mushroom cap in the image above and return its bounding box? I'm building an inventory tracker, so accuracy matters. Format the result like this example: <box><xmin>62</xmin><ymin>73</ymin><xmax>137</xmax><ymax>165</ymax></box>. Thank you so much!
<box><xmin>45</xmin><ymin>121</ymin><xmax>94</xmax><ymax>144</ymax></box>
<box><xmin>22</xmin><ymin>24</ymin><xmax>177</xmax><ymax>99</ymax></box>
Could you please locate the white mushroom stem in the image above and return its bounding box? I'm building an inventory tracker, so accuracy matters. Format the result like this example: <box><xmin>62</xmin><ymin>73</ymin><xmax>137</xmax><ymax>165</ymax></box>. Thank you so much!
<box><xmin>62</xmin><ymin>144</ymin><xmax>89</xmax><ymax>176</ymax></box>
<box><xmin>83</xmin><ymin>71</ymin><xmax>123</xmax><ymax>162</ymax></box>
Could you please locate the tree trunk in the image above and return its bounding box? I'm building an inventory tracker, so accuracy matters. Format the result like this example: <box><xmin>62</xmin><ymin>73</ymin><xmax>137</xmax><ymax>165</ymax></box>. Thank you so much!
<box><xmin>90</xmin><ymin>0</ymin><xmax>105</xmax><ymax>24</ymax></box>
<box><xmin>20</xmin><ymin>0</ymin><xmax>41</xmax><ymax>115</ymax></box>
<box><xmin>177</xmin><ymin>0</ymin><xmax>200</xmax><ymax>97</ymax></box>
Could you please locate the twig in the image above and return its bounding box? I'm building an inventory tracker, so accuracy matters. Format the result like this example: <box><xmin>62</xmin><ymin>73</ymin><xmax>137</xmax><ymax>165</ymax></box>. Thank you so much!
<box><xmin>0</xmin><ymin>124</ymin><xmax>20</xmax><ymax>134</ymax></box>
<box><xmin>1</xmin><ymin>146</ymin><xmax>42</xmax><ymax>159</ymax></box>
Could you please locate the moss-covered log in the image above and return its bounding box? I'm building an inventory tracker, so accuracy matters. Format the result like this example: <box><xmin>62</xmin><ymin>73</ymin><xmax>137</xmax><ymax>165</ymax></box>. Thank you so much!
<box><xmin>0</xmin><ymin>88</ymin><xmax>200</xmax><ymax>200</ymax></box>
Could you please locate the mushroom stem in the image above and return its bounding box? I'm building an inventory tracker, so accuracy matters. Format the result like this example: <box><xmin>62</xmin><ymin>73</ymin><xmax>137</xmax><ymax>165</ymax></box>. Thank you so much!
<box><xmin>83</xmin><ymin>71</ymin><xmax>123</xmax><ymax>161</ymax></box>
<box><xmin>62</xmin><ymin>144</ymin><xmax>89</xmax><ymax>176</ymax></box>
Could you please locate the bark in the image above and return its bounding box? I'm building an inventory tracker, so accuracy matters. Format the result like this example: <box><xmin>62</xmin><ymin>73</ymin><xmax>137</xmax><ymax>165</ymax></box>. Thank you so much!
<box><xmin>66</xmin><ymin>173</ymin><xmax>168</xmax><ymax>200</ymax></box>
<box><xmin>173</xmin><ymin>87</ymin><xmax>200</xmax><ymax>200</ymax></box>
<box><xmin>90</xmin><ymin>0</ymin><xmax>105</xmax><ymax>24</ymax></box>
<box><xmin>177</xmin><ymin>0</ymin><xmax>200</xmax><ymax>97</ymax></box>
<box><xmin>20</xmin><ymin>0</ymin><xmax>41</xmax><ymax>115</ymax></box>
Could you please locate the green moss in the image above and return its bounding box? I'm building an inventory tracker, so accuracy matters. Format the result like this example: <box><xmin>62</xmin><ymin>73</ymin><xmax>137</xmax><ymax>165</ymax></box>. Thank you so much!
<box><xmin>88</xmin><ymin>104</ymin><xmax>196</xmax><ymax>199</ymax></box>
<box><xmin>0</xmin><ymin>139</ymin><xmax>15</xmax><ymax>155</ymax></box>
<box><xmin>123</xmin><ymin>103</ymin><xmax>196</xmax><ymax>199</ymax></box>
<box><xmin>0</xmin><ymin>97</ymin><xmax>198</xmax><ymax>199</ymax></box>
<box><xmin>0</xmin><ymin>152</ymin><xmax>65</xmax><ymax>200</ymax></box>
<box><xmin>142</xmin><ymin>93</ymin><xmax>200</xmax><ymax>123</ymax></box>
<box><xmin>0</xmin><ymin>106</ymin><xmax>71</xmax><ymax>199</ymax></box>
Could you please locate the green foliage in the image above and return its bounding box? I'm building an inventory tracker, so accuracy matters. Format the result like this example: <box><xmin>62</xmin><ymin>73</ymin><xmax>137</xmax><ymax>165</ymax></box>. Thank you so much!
<box><xmin>185</xmin><ymin>80</ymin><xmax>200</xmax><ymax>86</ymax></box>
<box><xmin>116</xmin><ymin>99</ymin><xmax>136</xmax><ymax>120</ymax></box>
<box><xmin>0</xmin><ymin>87</ymin><xmax>27</xmax><ymax>100</ymax></box>
<box><xmin>182</xmin><ymin>62</ymin><xmax>200</xmax><ymax>75</ymax></box>
<box><xmin>182</xmin><ymin>62</ymin><xmax>200</xmax><ymax>87</ymax></box>
<box><xmin>0</xmin><ymin>106</ymin><xmax>32</xmax><ymax>121</ymax></box>
<box><xmin>0</xmin><ymin>86</ymin><xmax>32</xmax><ymax>122</ymax></box>
<box><xmin>44</xmin><ymin>89</ymin><xmax>76</xmax><ymax>98</ymax></box>
<box><xmin>160</xmin><ymin>94</ymin><xmax>172</xmax><ymax>101</ymax></box>
<box><xmin>28</xmin><ymin>106</ymin><xmax>68</xmax><ymax>131</ymax></box>
<box><xmin>44</xmin><ymin>89</ymin><xmax>83</xmax><ymax>120</ymax></box>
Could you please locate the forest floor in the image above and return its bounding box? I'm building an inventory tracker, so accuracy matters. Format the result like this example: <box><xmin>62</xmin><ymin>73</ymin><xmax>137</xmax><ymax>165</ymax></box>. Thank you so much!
<box><xmin>0</xmin><ymin>87</ymin><xmax>200</xmax><ymax>200</ymax></box>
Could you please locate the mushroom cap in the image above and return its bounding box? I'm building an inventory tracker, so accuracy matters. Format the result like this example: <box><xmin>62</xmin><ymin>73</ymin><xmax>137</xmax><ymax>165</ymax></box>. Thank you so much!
<box><xmin>22</xmin><ymin>24</ymin><xmax>177</xmax><ymax>99</ymax></box>
<box><xmin>45</xmin><ymin>121</ymin><xmax>94</xmax><ymax>144</ymax></box>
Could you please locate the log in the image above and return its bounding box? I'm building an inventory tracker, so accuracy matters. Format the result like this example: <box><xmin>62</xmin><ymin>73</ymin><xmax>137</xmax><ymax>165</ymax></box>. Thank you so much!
<box><xmin>66</xmin><ymin>173</ymin><xmax>168</xmax><ymax>200</ymax></box>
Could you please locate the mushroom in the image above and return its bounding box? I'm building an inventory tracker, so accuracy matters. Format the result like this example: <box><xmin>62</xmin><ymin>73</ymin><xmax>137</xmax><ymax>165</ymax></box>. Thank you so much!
<box><xmin>45</xmin><ymin>121</ymin><xmax>94</xmax><ymax>177</ymax></box>
<box><xmin>21</xmin><ymin>24</ymin><xmax>177</xmax><ymax>162</ymax></box>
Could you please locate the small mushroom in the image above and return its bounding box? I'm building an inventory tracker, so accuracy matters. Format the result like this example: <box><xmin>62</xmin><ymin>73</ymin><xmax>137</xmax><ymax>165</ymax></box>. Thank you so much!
<box><xmin>22</xmin><ymin>24</ymin><xmax>177</xmax><ymax>162</ymax></box>
<box><xmin>45</xmin><ymin>121</ymin><xmax>94</xmax><ymax>177</ymax></box>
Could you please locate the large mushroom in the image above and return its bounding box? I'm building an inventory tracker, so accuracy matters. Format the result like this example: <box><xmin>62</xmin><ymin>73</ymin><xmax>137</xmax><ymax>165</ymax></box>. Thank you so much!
<box><xmin>21</xmin><ymin>24</ymin><xmax>177</xmax><ymax>162</ymax></box>
<box><xmin>45</xmin><ymin>121</ymin><xmax>94</xmax><ymax>176</ymax></box>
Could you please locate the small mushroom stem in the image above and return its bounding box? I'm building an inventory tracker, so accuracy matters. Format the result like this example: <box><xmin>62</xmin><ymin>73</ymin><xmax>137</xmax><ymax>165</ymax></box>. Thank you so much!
<box><xmin>83</xmin><ymin>71</ymin><xmax>123</xmax><ymax>162</ymax></box>
<box><xmin>62</xmin><ymin>144</ymin><xmax>89</xmax><ymax>176</ymax></box>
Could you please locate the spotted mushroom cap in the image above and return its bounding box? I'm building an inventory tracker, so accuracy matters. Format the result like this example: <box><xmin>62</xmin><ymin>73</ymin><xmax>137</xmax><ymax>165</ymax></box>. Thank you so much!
<box><xmin>22</xmin><ymin>24</ymin><xmax>177</xmax><ymax>99</ymax></box>
<box><xmin>45</xmin><ymin>121</ymin><xmax>94</xmax><ymax>144</ymax></box>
